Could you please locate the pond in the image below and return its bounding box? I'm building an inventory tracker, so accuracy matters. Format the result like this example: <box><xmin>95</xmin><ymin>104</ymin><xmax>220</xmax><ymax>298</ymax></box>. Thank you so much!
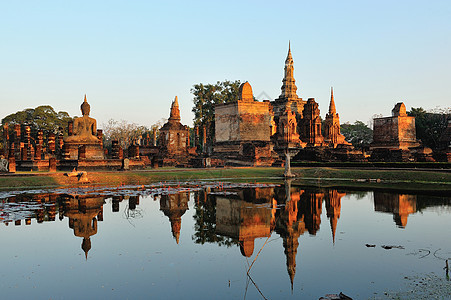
<box><xmin>0</xmin><ymin>181</ymin><xmax>450</xmax><ymax>299</ymax></box>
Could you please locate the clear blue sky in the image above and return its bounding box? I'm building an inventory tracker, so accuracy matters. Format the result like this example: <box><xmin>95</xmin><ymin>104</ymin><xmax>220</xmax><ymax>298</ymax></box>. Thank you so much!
<box><xmin>1</xmin><ymin>0</ymin><xmax>450</xmax><ymax>128</ymax></box>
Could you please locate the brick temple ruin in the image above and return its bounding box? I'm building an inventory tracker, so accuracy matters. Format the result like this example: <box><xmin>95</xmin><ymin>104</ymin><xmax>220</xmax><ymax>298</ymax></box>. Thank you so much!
<box><xmin>2</xmin><ymin>95</ymin><xmax>149</xmax><ymax>172</ymax></box>
<box><xmin>2</xmin><ymin>44</ymin><xmax>449</xmax><ymax>172</ymax></box>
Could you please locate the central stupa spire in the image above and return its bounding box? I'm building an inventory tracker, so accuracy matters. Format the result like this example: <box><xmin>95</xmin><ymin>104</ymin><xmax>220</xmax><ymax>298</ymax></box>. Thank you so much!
<box><xmin>280</xmin><ymin>42</ymin><xmax>299</xmax><ymax>99</ymax></box>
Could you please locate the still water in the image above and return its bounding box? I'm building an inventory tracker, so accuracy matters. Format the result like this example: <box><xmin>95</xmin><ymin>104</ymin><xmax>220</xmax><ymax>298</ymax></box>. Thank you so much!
<box><xmin>0</xmin><ymin>181</ymin><xmax>450</xmax><ymax>299</ymax></box>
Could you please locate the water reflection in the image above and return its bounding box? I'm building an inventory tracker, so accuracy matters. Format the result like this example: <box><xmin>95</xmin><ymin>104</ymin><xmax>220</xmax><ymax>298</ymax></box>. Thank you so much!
<box><xmin>1</xmin><ymin>182</ymin><xmax>450</xmax><ymax>298</ymax></box>
<box><xmin>62</xmin><ymin>195</ymin><xmax>104</xmax><ymax>259</ymax></box>
<box><xmin>160</xmin><ymin>193</ymin><xmax>189</xmax><ymax>244</ymax></box>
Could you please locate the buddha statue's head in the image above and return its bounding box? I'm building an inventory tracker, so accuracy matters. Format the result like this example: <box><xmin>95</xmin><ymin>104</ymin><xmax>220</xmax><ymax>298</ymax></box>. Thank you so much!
<box><xmin>81</xmin><ymin>95</ymin><xmax>90</xmax><ymax>116</ymax></box>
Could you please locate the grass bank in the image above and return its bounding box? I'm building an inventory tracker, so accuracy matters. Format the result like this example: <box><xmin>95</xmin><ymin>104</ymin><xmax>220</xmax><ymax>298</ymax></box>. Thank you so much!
<box><xmin>0</xmin><ymin>167</ymin><xmax>450</xmax><ymax>192</ymax></box>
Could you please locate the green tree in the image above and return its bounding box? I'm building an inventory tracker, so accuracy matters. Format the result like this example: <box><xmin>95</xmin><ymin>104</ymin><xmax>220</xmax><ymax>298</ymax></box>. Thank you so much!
<box><xmin>340</xmin><ymin>121</ymin><xmax>373</xmax><ymax>149</ymax></box>
<box><xmin>191</xmin><ymin>80</ymin><xmax>241</xmax><ymax>149</ymax></box>
<box><xmin>1</xmin><ymin>105</ymin><xmax>72</xmax><ymax>135</ymax></box>
<box><xmin>408</xmin><ymin>107</ymin><xmax>450</xmax><ymax>149</ymax></box>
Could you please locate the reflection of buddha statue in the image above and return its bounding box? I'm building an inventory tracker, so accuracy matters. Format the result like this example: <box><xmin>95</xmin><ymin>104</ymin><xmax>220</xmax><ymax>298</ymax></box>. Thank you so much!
<box><xmin>64</xmin><ymin>196</ymin><xmax>104</xmax><ymax>259</ymax></box>
<box><xmin>65</xmin><ymin>95</ymin><xmax>99</xmax><ymax>143</ymax></box>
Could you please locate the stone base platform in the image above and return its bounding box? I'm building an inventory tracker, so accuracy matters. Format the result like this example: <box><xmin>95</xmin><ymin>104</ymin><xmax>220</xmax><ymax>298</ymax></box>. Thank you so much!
<box><xmin>63</xmin><ymin>142</ymin><xmax>105</xmax><ymax>160</ymax></box>
<box><xmin>212</xmin><ymin>141</ymin><xmax>275</xmax><ymax>167</ymax></box>
<box><xmin>15</xmin><ymin>160</ymin><xmax>51</xmax><ymax>171</ymax></box>
<box><xmin>58</xmin><ymin>158</ymin><xmax>149</xmax><ymax>171</ymax></box>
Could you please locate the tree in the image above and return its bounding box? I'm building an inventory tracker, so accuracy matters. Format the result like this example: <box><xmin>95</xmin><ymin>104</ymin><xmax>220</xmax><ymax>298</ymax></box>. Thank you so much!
<box><xmin>1</xmin><ymin>105</ymin><xmax>72</xmax><ymax>135</ymax></box>
<box><xmin>408</xmin><ymin>107</ymin><xmax>450</xmax><ymax>149</ymax></box>
<box><xmin>101</xmin><ymin>119</ymin><xmax>159</xmax><ymax>151</ymax></box>
<box><xmin>191</xmin><ymin>80</ymin><xmax>241</xmax><ymax>148</ymax></box>
<box><xmin>340</xmin><ymin>121</ymin><xmax>373</xmax><ymax>149</ymax></box>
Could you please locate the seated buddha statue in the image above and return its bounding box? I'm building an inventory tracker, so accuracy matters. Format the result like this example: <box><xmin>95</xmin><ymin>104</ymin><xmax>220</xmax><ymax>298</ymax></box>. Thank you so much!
<box><xmin>65</xmin><ymin>95</ymin><xmax>100</xmax><ymax>143</ymax></box>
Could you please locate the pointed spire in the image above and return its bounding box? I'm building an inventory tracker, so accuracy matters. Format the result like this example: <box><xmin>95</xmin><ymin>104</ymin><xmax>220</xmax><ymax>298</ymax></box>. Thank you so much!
<box><xmin>279</xmin><ymin>42</ymin><xmax>298</xmax><ymax>99</ymax></box>
<box><xmin>330</xmin><ymin>216</ymin><xmax>338</xmax><ymax>244</ymax></box>
<box><xmin>285</xmin><ymin>41</ymin><xmax>293</xmax><ymax>64</ymax></box>
<box><xmin>328</xmin><ymin>87</ymin><xmax>336</xmax><ymax>114</ymax></box>
<box><xmin>84</xmin><ymin>94</ymin><xmax>87</xmax><ymax>102</ymax></box>
<box><xmin>169</xmin><ymin>96</ymin><xmax>181</xmax><ymax>122</ymax></box>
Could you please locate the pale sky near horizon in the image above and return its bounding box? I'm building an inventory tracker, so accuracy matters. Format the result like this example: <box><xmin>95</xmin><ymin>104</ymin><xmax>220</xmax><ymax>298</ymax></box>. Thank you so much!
<box><xmin>1</xmin><ymin>0</ymin><xmax>450</xmax><ymax>128</ymax></box>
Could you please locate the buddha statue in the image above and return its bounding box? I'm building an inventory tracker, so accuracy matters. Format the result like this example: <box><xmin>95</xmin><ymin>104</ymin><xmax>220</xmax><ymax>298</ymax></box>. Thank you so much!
<box><xmin>63</xmin><ymin>95</ymin><xmax>105</xmax><ymax>160</ymax></box>
<box><xmin>65</xmin><ymin>95</ymin><xmax>99</xmax><ymax>143</ymax></box>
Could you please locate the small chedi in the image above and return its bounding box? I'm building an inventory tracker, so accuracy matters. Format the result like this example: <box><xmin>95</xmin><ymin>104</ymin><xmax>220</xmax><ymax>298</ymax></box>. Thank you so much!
<box><xmin>157</xmin><ymin>96</ymin><xmax>191</xmax><ymax>167</ymax></box>
<box><xmin>323</xmin><ymin>88</ymin><xmax>350</xmax><ymax>147</ymax></box>
<box><xmin>214</xmin><ymin>81</ymin><xmax>274</xmax><ymax>166</ymax></box>
<box><xmin>63</xmin><ymin>95</ymin><xmax>105</xmax><ymax>160</ymax></box>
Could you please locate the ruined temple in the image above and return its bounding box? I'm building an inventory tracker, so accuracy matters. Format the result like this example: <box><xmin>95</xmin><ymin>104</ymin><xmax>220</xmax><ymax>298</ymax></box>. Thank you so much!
<box><xmin>323</xmin><ymin>88</ymin><xmax>350</xmax><ymax>147</ymax></box>
<box><xmin>299</xmin><ymin>98</ymin><xmax>324</xmax><ymax>146</ymax></box>
<box><xmin>158</xmin><ymin>96</ymin><xmax>190</xmax><ymax>166</ymax></box>
<box><xmin>214</xmin><ymin>82</ymin><xmax>274</xmax><ymax>166</ymax></box>
<box><xmin>371</xmin><ymin>102</ymin><xmax>420</xmax><ymax>150</ymax></box>
<box><xmin>271</xmin><ymin>43</ymin><xmax>305</xmax><ymax>148</ymax></box>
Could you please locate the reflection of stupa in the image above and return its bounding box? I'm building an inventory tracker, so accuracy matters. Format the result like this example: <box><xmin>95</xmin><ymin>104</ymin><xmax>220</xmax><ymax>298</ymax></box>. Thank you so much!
<box><xmin>325</xmin><ymin>190</ymin><xmax>346</xmax><ymax>243</ymax></box>
<box><xmin>160</xmin><ymin>193</ymin><xmax>189</xmax><ymax>244</ymax></box>
<box><xmin>274</xmin><ymin>181</ymin><xmax>306</xmax><ymax>290</ymax></box>
<box><xmin>215</xmin><ymin>188</ymin><xmax>275</xmax><ymax>257</ymax></box>
<box><xmin>63</xmin><ymin>196</ymin><xmax>105</xmax><ymax>259</ymax></box>
<box><xmin>374</xmin><ymin>193</ymin><xmax>416</xmax><ymax>228</ymax></box>
<box><xmin>299</xmin><ymin>190</ymin><xmax>324</xmax><ymax>235</ymax></box>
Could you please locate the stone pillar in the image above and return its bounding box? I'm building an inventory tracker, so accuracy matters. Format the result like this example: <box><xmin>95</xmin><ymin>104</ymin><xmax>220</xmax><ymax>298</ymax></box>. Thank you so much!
<box><xmin>129</xmin><ymin>145</ymin><xmax>139</xmax><ymax>159</ymax></box>
<box><xmin>186</xmin><ymin>129</ymin><xmax>190</xmax><ymax>148</ymax></box>
<box><xmin>37</xmin><ymin>130</ymin><xmax>43</xmax><ymax>147</ymax></box>
<box><xmin>24</xmin><ymin>126</ymin><xmax>32</xmax><ymax>160</ymax></box>
<box><xmin>153</xmin><ymin>128</ymin><xmax>157</xmax><ymax>147</ymax></box>
<box><xmin>194</xmin><ymin>126</ymin><xmax>199</xmax><ymax>149</ymax></box>
<box><xmin>13</xmin><ymin>124</ymin><xmax>21</xmax><ymax>160</ymax></box>
<box><xmin>8</xmin><ymin>156</ymin><xmax>16</xmax><ymax>173</ymax></box>
<box><xmin>21</xmin><ymin>147</ymin><xmax>27</xmax><ymax>161</ymax></box>
<box><xmin>35</xmin><ymin>145</ymin><xmax>42</xmax><ymax>160</ymax></box>
<box><xmin>57</xmin><ymin>128</ymin><xmax>64</xmax><ymax>152</ymax></box>
<box><xmin>9</xmin><ymin>142</ymin><xmax>15</xmax><ymax>158</ymax></box>
<box><xmin>68</xmin><ymin>121</ymin><xmax>73</xmax><ymax>136</ymax></box>
<box><xmin>3</xmin><ymin>124</ymin><xmax>9</xmax><ymax>157</ymax></box>
<box><xmin>202</xmin><ymin>126</ymin><xmax>207</xmax><ymax>154</ymax></box>
<box><xmin>48</xmin><ymin>133</ymin><xmax>56</xmax><ymax>154</ymax></box>
<box><xmin>97</xmin><ymin>129</ymin><xmax>103</xmax><ymax>147</ymax></box>
<box><xmin>49</xmin><ymin>157</ymin><xmax>56</xmax><ymax>172</ymax></box>
<box><xmin>112</xmin><ymin>140</ymin><xmax>120</xmax><ymax>159</ymax></box>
